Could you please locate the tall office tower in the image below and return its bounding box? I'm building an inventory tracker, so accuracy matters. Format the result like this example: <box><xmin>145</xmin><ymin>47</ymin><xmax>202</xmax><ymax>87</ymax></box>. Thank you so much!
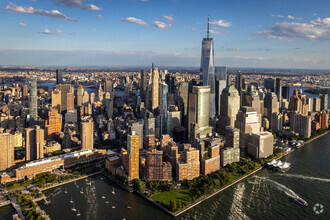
<box><xmin>188</xmin><ymin>86</ymin><xmax>211</xmax><ymax>139</ymax></box>
<box><xmin>144</xmin><ymin>111</ymin><xmax>155</xmax><ymax>148</ymax></box>
<box><xmin>165</xmin><ymin>74</ymin><xmax>175</xmax><ymax>94</ymax></box>
<box><xmin>104</xmin><ymin>80</ymin><xmax>113</xmax><ymax>94</ymax></box>
<box><xmin>45</xmin><ymin>109</ymin><xmax>62</xmax><ymax>139</ymax></box>
<box><xmin>0</xmin><ymin>129</ymin><xmax>15</xmax><ymax>171</ymax></box>
<box><xmin>159</xmin><ymin>82</ymin><xmax>168</xmax><ymax>135</ymax></box>
<box><xmin>264</xmin><ymin>92</ymin><xmax>279</xmax><ymax>121</ymax></box>
<box><xmin>83</xmin><ymin>91</ymin><xmax>90</xmax><ymax>105</ymax></box>
<box><xmin>140</xmin><ymin>69</ymin><xmax>147</xmax><ymax>101</ymax></box>
<box><xmin>200</xmin><ymin>18</ymin><xmax>216</xmax><ymax>118</ymax></box>
<box><xmin>29</xmin><ymin>76</ymin><xmax>38</xmax><ymax>126</ymax></box>
<box><xmin>105</xmin><ymin>98</ymin><xmax>114</xmax><ymax>119</ymax></box>
<box><xmin>242</xmin><ymin>85</ymin><xmax>261</xmax><ymax>115</ymax></box>
<box><xmin>289</xmin><ymin>89</ymin><xmax>303</xmax><ymax>113</ymax></box>
<box><xmin>22</xmin><ymin>84</ymin><xmax>28</xmax><ymax>100</ymax></box>
<box><xmin>129</xmin><ymin>122</ymin><xmax>143</xmax><ymax>149</ymax></box>
<box><xmin>264</xmin><ymin>78</ymin><xmax>275</xmax><ymax>92</ymax></box>
<box><xmin>282</xmin><ymin>85</ymin><xmax>290</xmax><ymax>100</ymax></box>
<box><xmin>271</xmin><ymin>112</ymin><xmax>283</xmax><ymax>132</ymax></box>
<box><xmin>200</xmin><ymin>17</ymin><xmax>215</xmax><ymax>92</ymax></box>
<box><xmin>178</xmin><ymin>82</ymin><xmax>189</xmax><ymax>127</ymax></box>
<box><xmin>313</xmin><ymin>98</ymin><xmax>321</xmax><ymax>112</ymax></box>
<box><xmin>77</xmin><ymin>84</ymin><xmax>84</xmax><ymax>107</ymax></box>
<box><xmin>167</xmin><ymin>111</ymin><xmax>181</xmax><ymax>137</ymax></box>
<box><xmin>320</xmin><ymin>94</ymin><xmax>328</xmax><ymax>110</ymax></box>
<box><xmin>247</xmin><ymin>132</ymin><xmax>274</xmax><ymax>159</ymax></box>
<box><xmin>236</xmin><ymin>71</ymin><xmax>244</xmax><ymax>94</ymax></box>
<box><xmin>125</xmin><ymin>132</ymin><xmax>140</xmax><ymax>182</ymax></box>
<box><xmin>56</xmin><ymin>69</ymin><xmax>63</xmax><ymax>85</ymax></box>
<box><xmin>97</xmin><ymin>84</ymin><xmax>104</xmax><ymax>103</ymax></box>
<box><xmin>51</xmin><ymin>89</ymin><xmax>61</xmax><ymax>113</ymax></box>
<box><xmin>55</xmin><ymin>84</ymin><xmax>74</xmax><ymax>112</ymax></box>
<box><xmin>275</xmin><ymin>78</ymin><xmax>282</xmax><ymax>108</ymax></box>
<box><xmin>225</xmin><ymin>126</ymin><xmax>240</xmax><ymax>148</ymax></box>
<box><xmin>25</xmin><ymin>126</ymin><xmax>44</xmax><ymax>161</ymax></box>
<box><xmin>144</xmin><ymin>149</ymin><xmax>172</xmax><ymax>181</ymax></box>
<box><xmin>235</xmin><ymin>106</ymin><xmax>261</xmax><ymax>155</ymax></box>
<box><xmin>80</xmin><ymin>116</ymin><xmax>94</xmax><ymax>151</ymax></box>
<box><xmin>292</xmin><ymin>113</ymin><xmax>312</xmax><ymax>138</ymax></box>
<box><xmin>151</xmin><ymin>64</ymin><xmax>160</xmax><ymax>111</ymax></box>
<box><xmin>218</xmin><ymin>85</ymin><xmax>240</xmax><ymax>134</ymax></box>
<box><xmin>215</xmin><ymin>66</ymin><xmax>227</xmax><ymax>116</ymax></box>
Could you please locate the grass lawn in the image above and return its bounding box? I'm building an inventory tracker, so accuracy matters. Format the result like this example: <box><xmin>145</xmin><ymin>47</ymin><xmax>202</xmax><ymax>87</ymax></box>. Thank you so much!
<box><xmin>150</xmin><ymin>188</ymin><xmax>194</xmax><ymax>206</ymax></box>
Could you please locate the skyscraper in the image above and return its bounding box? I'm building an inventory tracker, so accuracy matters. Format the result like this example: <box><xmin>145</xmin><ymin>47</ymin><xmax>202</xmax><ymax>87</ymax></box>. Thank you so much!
<box><xmin>282</xmin><ymin>85</ymin><xmax>290</xmax><ymax>100</ymax></box>
<box><xmin>22</xmin><ymin>84</ymin><xmax>28</xmax><ymax>101</ymax></box>
<box><xmin>275</xmin><ymin>78</ymin><xmax>282</xmax><ymax>108</ymax></box>
<box><xmin>77</xmin><ymin>84</ymin><xmax>84</xmax><ymax>107</ymax></box>
<box><xmin>160</xmin><ymin>82</ymin><xmax>168</xmax><ymax>135</ymax></box>
<box><xmin>55</xmin><ymin>84</ymin><xmax>74</xmax><ymax>112</ymax></box>
<box><xmin>188</xmin><ymin>86</ymin><xmax>211</xmax><ymax>139</ymax></box>
<box><xmin>140</xmin><ymin>69</ymin><xmax>147</xmax><ymax>101</ymax></box>
<box><xmin>235</xmin><ymin>71</ymin><xmax>243</xmax><ymax>94</ymax></box>
<box><xmin>56</xmin><ymin>69</ymin><xmax>63</xmax><ymax>85</ymax></box>
<box><xmin>129</xmin><ymin>122</ymin><xmax>143</xmax><ymax>150</ymax></box>
<box><xmin>104</xmin><ymin>80</ymin><xmax>113</xmax><ymax>94</ymax></box>
<box><xmin>80</xmin><ymin>116</ymin><xmax>94</xmax><ymax>151</ymax></box>
<box><xmin>151</xmin><ymin>64</ymin><xmax>160</xmax><ymax>111</ymax></box>
<box><xmin>200</xmin><ymin>17</ymin><xmax>215</xmax><ymax>118</ymax></box>
<box><xmin>29</xmin><ymin>76</ymin><xmax>38</xmax><ymax>126</ymax></box>
<box><xmin>215</xmin><ymin>66</ymin><xmax>227</xmax><ymax>116</ymax></box>
<box><xmin>320</xmin><ymin>94</ymin><xmax>328</xmax><ymax>110</ymax></box>
<box><xmin>0</xmin><ymin>129</ymin><xmax>15</xmax><ymax>171</ymax></box>
<box><xmin>124</xmin><ymin>132</ymin><xmax>139</xmax><ymax>182</ymax></box>
<box><xmin>264</xmin><ymin>78</ymin><xmax>275</xmax><ymax>92</ymax></box>
<box><xmin>178</xmin><ymin>82</ymin><xmax>189</xmax><ymax>127</ymax></box>
<box><xmin>25</xmin><ymin>126</ymin><xmax>44</xmax><ymax>161</ymax></box>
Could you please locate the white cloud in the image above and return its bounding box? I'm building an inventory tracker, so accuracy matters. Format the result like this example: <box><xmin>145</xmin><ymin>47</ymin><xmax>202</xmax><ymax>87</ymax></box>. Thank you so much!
<box><xmin>288</xmin><ymin>15</ymin><xmax>302</xmax><ymax>20</ymax></box>
<box><xmin>271</xmin><ymin>14</ymin><xmax>284</xmax><ymax>18</ymax></box>
<box><xmin>209</xmin><ymin>19</ymin><xmax>232</xmax><ymax>27</ymax></box>
<box><xmin>163</xmin><ymin>15</ymin><xmax>174</xmax><ymax>22</ymax></box>
<box><xmin>258</xmin><ymin>17</ymin><xmax>330</xmax><ymax>41</ymax></box>
<box><xmin>140</xmin><ymin>0</ymin><xmax>149</xmax><ymax>2</ymax></box>
<box><xmin>97</xmin><ymin>14</ymin><xmax>103</xmax><ymax>18</ymax></box>
<box><xmin>153</xmin><ymin>21</ymin><xmax>171</xmax><ymax>29</ymax></box>
<box><xmin>120</xmin><ymin>17</ymin><xmax>147</xmax><ymax>26</ymax></box>
<box><xmin>5</xmin><ymin>3</ymin><xmax>77</xmax><ymax>21</ymax></box>
<box><xmin>209</xmin><ymin>29</ymin><xmax>220</xmax><ymax>35</ymax></box>
<box><xmin>19</xmin><ymin>22</ymin><xmax>27</xmax><ymax>26</ymax></box>
<box><xmin>41</xmin><ymin>28</ymin><xmax>62</xmax><ymax>34</ymax></box>
<box><xmin>83</xmin><ymin>4</ymin><xmax>102</xmax><ymax>11</ymax></box>
<box><xmin>53</xmin><ymin>0</ymin><xmax>82</xmax><ymax>8</ymax></box>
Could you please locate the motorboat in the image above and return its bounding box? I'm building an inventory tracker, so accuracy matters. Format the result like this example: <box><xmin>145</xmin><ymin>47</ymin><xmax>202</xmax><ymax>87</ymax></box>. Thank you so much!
<box><xmin>111</xmin><ymin>187</ymin><xmax>115</xmax><ymax>195</ymax></box>
<box><xmin>294</xmin><ymin>197</ymin><xmax>308</xmax><ymax>206</ymax></box>
<box><xmin>70</xmin><ymin>197</ymin><xmax>73</xmax><ymax>203</ymax></box>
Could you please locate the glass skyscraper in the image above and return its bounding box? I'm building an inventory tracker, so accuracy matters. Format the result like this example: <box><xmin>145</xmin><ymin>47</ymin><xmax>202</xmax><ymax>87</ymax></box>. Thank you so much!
<box><xmin>29</xmin><ymin>76</ymin><xmax>37</xmax><ymax>126</ymax></box>
<box><xmin>200</xmin><ymin>18</ymin><xmax>215</xmax><ymax>118</ymax></box>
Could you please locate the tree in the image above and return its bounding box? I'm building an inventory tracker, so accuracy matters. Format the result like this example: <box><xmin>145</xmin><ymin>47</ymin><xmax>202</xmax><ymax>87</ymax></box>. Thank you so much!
<box><xmin>133</xmin><ymin>179</ymin><xmax>145</xmax><ymax>193</ymax></box>
<box><xmin>169</xmin><ymin>200</ymin><xmax>177</xmax><ymax>212</ymax></box>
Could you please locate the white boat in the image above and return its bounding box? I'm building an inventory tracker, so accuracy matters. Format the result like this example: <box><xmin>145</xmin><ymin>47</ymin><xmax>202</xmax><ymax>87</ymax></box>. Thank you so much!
<box><xmin>80</xmin><ymin>188</ymin><xmax>84</xmax><ymax>194</ymax></box>
<box><xmin>70</xmin><ymin>197</ymin><xmax>73</xmax><ymax>203</ymax></box>
<box><xmin>111</xmin><ymin>187</ymin><xmax>115</xmax><ymax>194</ymax></box>
<box><xmin>76</xmin><ymin>210</ymin><xmax>81</xmax><ymax>216</ymax></box>
<box><xmin>112</xmin><ymin>206</ymin><xmax>116</xmax><ymax>209</ymax></box>
<box><xmin>102</xmin><ymin>196</ymin><xmax>105</xmax><ymax>199</ymax></box>
<box><xmin>127</xmin><ymin>206</ymin><xmax>132</xmax><ymax>209</ymax></box>
<box><xmin>64</xmin><ymin>188</ymin><xmax>68</xmax><ymax>194</ymax></box>
<box><xmin>71</xmin><ymin>202</ymin><xmax>77</xmax><ymax>212</ymax></box>
<box><xmin>101</xmin><ymin>177</ymin><xmax>104</xmax><ymax>180</ymax></box>
<box><xmin>105</xmin><ymin>201</ymin><xmax>109</xmax><ymax>204</ymax></box>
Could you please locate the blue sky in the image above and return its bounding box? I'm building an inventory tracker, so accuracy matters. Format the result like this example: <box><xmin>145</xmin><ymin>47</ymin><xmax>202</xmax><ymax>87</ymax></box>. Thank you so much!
<box><xmin>1</xmin><ymin>0</ymin><xmax>330</xmax><ymax>69</ymax></box>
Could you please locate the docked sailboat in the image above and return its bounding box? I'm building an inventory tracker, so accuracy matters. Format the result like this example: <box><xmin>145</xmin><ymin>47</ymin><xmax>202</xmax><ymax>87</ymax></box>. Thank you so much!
<box><xmin>111</xmin><ymin>187</ymin><xmax>115</xmax><ymax>195</ymax></box>
<box><xmin>267</xmin><ymin>159</ymin><xmax>291</xmax><ymax>172</ymax></box>
<box><xmin>71</xmin><ymin>202</ymin><xmax>77</xmax><ymax>212</ymax></box>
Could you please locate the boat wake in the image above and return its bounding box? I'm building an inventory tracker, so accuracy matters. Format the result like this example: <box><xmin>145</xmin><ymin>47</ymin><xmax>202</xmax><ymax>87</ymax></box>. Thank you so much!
<box><xmin>267</xmin><ymin>179</ymin><xmax>300</xmax><ymax>199</ymax></box>
<box><xmin>280</xmin><ymin>174</ymin><xmax>330</xmax><ymax>183</ymax></box>
<box><xmin>228</xmin><ymin>183</ymin><xmax>250</xmax><ymax>220</ymax></box>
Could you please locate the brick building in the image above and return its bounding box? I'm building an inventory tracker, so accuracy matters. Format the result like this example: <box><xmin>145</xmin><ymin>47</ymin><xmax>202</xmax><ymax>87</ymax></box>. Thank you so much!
<box><xmin>143</xmin><ymin>149</ymin><xmax>172</xmax><ymax>181</ymax></box>
<box><xmin>176</xmin><ymin>147</ymin><xmax>200</xmax><ymax>181</ymax></box>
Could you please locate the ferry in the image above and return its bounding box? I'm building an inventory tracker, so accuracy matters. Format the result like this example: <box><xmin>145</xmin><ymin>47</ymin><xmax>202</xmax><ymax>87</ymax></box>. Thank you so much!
<box><xmin>267</xmin><ymin>159</ymin><xmax>291</xmax><ymax>172</ymax></box>
<box><xmin>293</xmin><ymin>197</ymin><xmax>308</xmax><ymax>206</ymax></box>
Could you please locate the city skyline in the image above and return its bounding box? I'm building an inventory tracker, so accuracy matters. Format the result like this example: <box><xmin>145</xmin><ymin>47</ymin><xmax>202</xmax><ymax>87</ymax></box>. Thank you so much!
<box><xmin>1</xmin><ymin>0</ymin><xmax>330</xmax><ymax>69</ymax></box>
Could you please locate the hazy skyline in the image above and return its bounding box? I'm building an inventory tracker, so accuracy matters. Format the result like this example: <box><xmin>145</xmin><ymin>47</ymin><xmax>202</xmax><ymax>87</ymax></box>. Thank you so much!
<box><xmin>1</xmin><ymin>0</ymin><xmax>330</xmax><ymax>69</ymax></box>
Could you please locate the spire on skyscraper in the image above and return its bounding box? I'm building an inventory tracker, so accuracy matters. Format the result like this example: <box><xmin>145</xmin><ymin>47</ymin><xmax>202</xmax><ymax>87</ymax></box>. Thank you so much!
<box><xmin>207</xmin><ymin>15</ymin><xmax>210</xmax><ymax>39</ymax></box>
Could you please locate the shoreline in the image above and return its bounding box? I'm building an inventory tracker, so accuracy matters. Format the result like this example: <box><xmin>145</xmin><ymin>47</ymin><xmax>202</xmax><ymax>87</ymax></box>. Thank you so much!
<box><xmin>146</xmin><ymin>131</ymin><xmax>330</xmax><ymax>217</ymax></box>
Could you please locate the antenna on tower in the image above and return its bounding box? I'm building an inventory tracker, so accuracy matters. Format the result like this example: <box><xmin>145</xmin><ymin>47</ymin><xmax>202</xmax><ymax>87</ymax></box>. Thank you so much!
<box><xmin>207</xmin><ymin>15</ymin><xmax>210</xmax><ymax>39</ymax></box>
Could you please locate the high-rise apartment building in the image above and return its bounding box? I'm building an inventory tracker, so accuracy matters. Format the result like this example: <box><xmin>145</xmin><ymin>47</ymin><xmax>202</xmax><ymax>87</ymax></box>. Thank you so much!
<box><xmin>77</xmin><ymin>84</ymin><xmax>84</xmax><ymax>107</ymax></box>
<box><xmin>144</xmin><ymin>149</ymin><xmax>172</xmax><ymax>181</ymax></box>
<box><xmin>151</xmin><ymin>64</ymin><xmax>160</xmax><ymax>111</ymax></box>
<box><xmin>159</xmin><ymin>82</ymin><xmax>168</xmax><ymax>135</ymax></box>
<box><xmin>80</xmin><ymin>116</ymin><xmax>94</xmax><ymax>150</ymax></box>
<box><xmin>275</xmin><ymin>78</ymin><xmax>282</xmax><ymax>108</ymax></box>
<box><xmin>0</xmin><ymin>129</ymin><xmax>15</xmax><ymax>171</ymax></box>
<box><xmin>51</xmin><ymin>89</ymin><xmax>61</xmax><ymax>113</ymax></box>
<box><xmin>225</xmin><ymin>126</ymin><xmax>240</xmax><ymax>148</ymax></box>
<box><xmin>129</xmin><ymin>122</ymin><xmax>143</xmax><ymax>149</ymax></box>
<box><xmin>122</xmin><ymin>132</ymin><xmax>139</xmax><ymax>182</ymax></box>
<box><xmin>320</xmin><ymin>94</ymin><xmax>328</xmax><ymax>111</ymax></box>
<box><xmin>140</xmin><ymin>69</ymin><xmax>147</xmax><ymax>101</ymax></box>
<box><xmin>55</xmin><ymin>84</ymin><xmax>74</xmax><ymax>112</ymax></box>
<box><xmin>22</xmin><ymin>84</ymin><xmax>28</xmax><ymax>101</ymax></box>
<box><xmin>25</xmin><ymin>126</ymin><xmax>44</xmax><ymax>161</ymax></box>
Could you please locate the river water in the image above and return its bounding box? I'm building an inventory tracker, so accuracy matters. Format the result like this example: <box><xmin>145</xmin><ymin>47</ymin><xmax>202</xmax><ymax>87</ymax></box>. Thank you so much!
<box><xmin>21</xmin><ymin>133</ymin><xmax>327</xmax><ymax>220</ymax></box>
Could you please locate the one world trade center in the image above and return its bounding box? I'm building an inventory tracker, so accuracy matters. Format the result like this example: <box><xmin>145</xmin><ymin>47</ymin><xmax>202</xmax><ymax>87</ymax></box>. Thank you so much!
<box><xmin>200</xmin><ymin>17</ymin><xmax>216</xmax><ymax>118</ymax></box>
